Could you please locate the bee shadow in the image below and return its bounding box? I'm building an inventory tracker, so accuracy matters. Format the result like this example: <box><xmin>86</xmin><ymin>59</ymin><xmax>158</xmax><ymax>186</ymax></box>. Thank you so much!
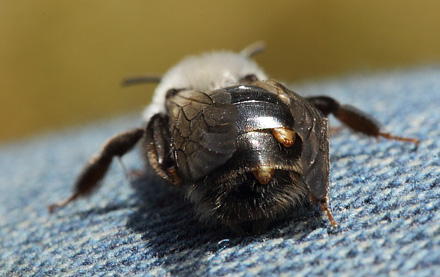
<box><xmin>124</xmin><ymin>169</ymin><xmax>327</xmax><ymax>275</ymax></box>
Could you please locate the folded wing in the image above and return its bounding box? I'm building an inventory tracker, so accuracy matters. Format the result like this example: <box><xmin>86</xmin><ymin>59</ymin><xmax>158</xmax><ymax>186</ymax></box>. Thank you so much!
<box><xmin>166</xmin><ymin>89</ymin><xmax>239</xmax><ymax>180</ymax></box>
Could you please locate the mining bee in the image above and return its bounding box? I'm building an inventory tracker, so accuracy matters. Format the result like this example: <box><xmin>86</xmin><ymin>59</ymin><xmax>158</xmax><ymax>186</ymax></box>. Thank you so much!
<box><xmin>49</xmin><ymin>42</ymin><xmax>418</xmax><ymax>234</ymax></box>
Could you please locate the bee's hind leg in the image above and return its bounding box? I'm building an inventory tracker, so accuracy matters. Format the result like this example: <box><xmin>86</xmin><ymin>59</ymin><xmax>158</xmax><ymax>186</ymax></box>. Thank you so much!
<box><xmin>306</xmin><ymin>96</ymin><xmax>419</xmax><ymax>148</ymax></box>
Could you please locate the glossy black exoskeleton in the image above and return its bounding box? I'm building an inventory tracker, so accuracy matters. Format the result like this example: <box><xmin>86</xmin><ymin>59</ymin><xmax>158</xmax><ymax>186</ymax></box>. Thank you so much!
<box><xmin>148</xmin><ymin>81</ymin><xmax>331</xmax><ymax>234</ymax></box>
<box><xmin>49</xmin><ymin>44</ymin><xmax>418</xmax><ymax>234</ymax></box>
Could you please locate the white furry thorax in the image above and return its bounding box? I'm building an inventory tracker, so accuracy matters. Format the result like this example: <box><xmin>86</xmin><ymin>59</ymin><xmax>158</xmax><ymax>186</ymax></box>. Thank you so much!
<box><xmin>143</xmin><ymin>50</ymin><xmax>267</xmax><ymax>121</ymax></box>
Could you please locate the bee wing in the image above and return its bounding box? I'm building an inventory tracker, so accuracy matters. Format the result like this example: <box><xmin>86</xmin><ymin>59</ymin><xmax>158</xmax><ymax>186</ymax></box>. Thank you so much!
<box><xmin>167</xmin><ymin>89</ymin><xmax>239</xmax><ymax>180</ymax></box>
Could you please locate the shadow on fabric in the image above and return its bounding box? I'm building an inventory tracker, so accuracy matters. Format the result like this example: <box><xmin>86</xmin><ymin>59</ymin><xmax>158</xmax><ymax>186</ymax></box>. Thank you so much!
<box><xmin>121</xmin><ymin>168</ymin><xmax>328</xmax><ymax>274</ymax></box>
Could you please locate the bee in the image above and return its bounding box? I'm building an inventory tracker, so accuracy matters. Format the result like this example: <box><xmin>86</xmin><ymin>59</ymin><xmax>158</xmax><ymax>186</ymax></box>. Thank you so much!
<box><xmin>49</xmin><ymin>42</ymin><xmax>418</xmax><ymax>234</ymax></box>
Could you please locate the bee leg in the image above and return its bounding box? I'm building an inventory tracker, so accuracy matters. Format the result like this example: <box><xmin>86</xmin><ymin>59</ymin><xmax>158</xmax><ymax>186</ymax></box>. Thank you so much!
<box><xmin>145</xmin><ymin>114</ymin><xmax>182</xmax><ymax>186</ymax></box>
<box><xmin>309</xmin><ymin>194</ymin><xmax>339</xmax><ymax>228</ymax></box>
<box><xmin>306</xmin><ymin>96</ymin><xmax>419</xmax><ymax>148</ymax></box>
<box><xmin>303</xmin><ymin>118</ymin><xmax>337</xmax><ymax>227</ymax></box>
<box><xmin>48</xmin><ymin>128</ymin><xmax>145</xmax><ymax>213</ymax></box>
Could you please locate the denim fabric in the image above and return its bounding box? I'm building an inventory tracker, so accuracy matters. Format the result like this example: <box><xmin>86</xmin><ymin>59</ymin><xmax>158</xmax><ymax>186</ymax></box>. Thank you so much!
<box><xmin>1</xmin><ymin>67</ymin><xmax>439</xmax><ymax>276</ymax></box>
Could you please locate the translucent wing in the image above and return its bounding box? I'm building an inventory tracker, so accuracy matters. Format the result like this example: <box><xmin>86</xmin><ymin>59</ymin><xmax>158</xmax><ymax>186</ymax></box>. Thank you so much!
<box><xmin>166</xmin><ymin>89</ymin><xmax>239</xmax><ymax>180</ymax></box>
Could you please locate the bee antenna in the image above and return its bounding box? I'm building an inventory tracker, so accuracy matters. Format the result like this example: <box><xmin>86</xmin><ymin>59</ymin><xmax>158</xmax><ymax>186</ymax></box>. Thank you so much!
<box><xmin>240</xmin><ymin>41</ymin><xmax>267</xmax><ymax>58</ymax></box>
<box><xmin>121</xmin><ymin>75</ymin><xmax>162</xmax><ymax>86</ymax></box>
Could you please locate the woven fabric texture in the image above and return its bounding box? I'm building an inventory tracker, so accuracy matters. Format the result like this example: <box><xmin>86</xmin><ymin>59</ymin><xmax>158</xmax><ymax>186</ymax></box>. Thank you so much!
<box><xmin>1</xmin><ymin>67</ymin><xmax>439</xmax><ymax>276</ymax></box>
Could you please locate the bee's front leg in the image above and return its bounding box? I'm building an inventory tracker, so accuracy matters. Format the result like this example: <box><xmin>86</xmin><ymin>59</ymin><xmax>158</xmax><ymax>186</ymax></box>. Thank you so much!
<box><xmin>49</xmin><ymin>128</ymin><xmax>145</xmax><ymax>213</ymax></box>
<box><xmin>145</xmin><ymin>114</ymin><xmax>182</xmax><ymax>186</ymax></box>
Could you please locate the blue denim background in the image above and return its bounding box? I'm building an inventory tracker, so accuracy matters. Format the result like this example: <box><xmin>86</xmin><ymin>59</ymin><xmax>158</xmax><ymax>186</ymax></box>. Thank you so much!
<box><xmin>1</xmin><ymin>68</ymin><xmax>439</xmax><ymax>276</ymax></box>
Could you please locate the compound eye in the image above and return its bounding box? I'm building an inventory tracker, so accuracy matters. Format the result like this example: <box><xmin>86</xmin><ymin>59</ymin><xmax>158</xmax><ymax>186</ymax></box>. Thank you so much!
<box><xmin>166</xmin><ymin>88</ymin><xmax>184</xmax><ymax>99</ymax></box>
<box><xmin>240</xmin><ymin>74</ymin><xmax>259</xmax><ymax>83</ymax></box>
